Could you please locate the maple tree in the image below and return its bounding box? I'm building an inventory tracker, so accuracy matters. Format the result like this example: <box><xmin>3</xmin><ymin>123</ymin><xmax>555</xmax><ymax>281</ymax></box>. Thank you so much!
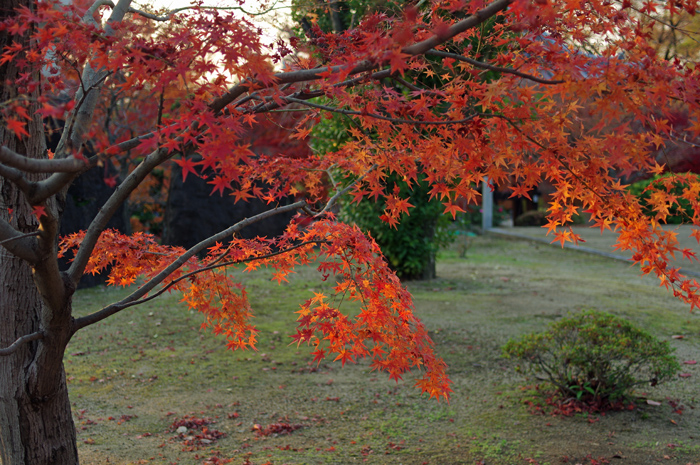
<box><xmin>1</xmin><ymin>0</ymin><xmax>700</xmax><ymax>463</ymax></box>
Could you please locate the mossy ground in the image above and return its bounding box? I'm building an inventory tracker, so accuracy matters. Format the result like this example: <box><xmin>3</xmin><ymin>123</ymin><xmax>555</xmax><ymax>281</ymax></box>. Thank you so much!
<box><xmin>67</xmin><ymin>236</ymin><xmax>700</xmax><ymax>465</ymax></box>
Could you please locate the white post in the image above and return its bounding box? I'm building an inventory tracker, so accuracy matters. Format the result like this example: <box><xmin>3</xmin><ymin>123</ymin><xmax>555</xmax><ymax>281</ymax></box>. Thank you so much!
<box><xmin>482</xmin><ymin>176</ymin><xmax>493</xmax><ymax>231</ymax></box>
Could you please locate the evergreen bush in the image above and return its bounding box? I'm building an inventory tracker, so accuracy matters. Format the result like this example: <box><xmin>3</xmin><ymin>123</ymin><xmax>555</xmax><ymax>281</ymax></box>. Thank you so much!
<box><xmin>503</xmin><ymin>310</ymin><xmax>679</xmax><ymax>405</ymax></box>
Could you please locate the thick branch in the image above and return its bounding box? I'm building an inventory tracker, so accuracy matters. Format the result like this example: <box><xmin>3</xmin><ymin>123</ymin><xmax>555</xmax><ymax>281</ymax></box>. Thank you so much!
<box><xmin>0</xmin><ymin>146</ymin><xmax>87</xmax><ymax>173</ymax></box>
<box><xmin>56</xmin><ymin>0</ymin><xmax>132</xmax><ymax>157</ymax></box>
<box><xmin>0</xmin><ymin>161</ymin><xmax>36</xmax><ymax>197</ymax></box>
<box><xmin>27</xmin><ymin>171</ymin><xmax>82</xmax><ymax>205</ymax></box>
<box><xmin>403</xmin><ymin>0</ymin><xmax>513</xmax><ymax>56</ymax></box>
<box><xmin>210</xmin><ymin>0</ymin><xmax>514</xmax><ymax>113</ymax></box>
<box><xmin>33</xmin><ymin>204</ymin><xmax>68</xmax><ymax>312</ymax></box>
<box><xmin>0</xmin><ymin>331</ymin><xmax>45</xmax><ymax>356</ymax></box>
<box><xmin>74</xmin><ymin>200</ymin><xmax>307</xmax><ymax>330</ymax></box>
<box><xmin>0</xmin><ymin>219</ymin><xmax>40</xmax><ymax>263</ymax></box>
<box><xmin>67</xmin><ymin>146</ymin><xmax>172</xmax><ymax>284</ymax></box>
<box><xmin>426</xmin><ymin>50</ymin><xmax>565</xmax><ymax>85</ymax></box>
<box><xmin>85</xmin><ymin>0</ymin><xmax>115</xmax><ymax>27</ymax></box>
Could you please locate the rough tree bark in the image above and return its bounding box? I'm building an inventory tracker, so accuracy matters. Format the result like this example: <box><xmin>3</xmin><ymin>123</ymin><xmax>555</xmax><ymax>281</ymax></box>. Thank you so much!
<box><xmin>0</xmin><ymin>0</ymin><xmax>79</xmax><ymax>463</ymax></box>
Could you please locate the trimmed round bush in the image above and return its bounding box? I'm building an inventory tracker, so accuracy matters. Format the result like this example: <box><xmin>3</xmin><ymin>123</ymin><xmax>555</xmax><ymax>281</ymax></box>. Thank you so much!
<box><xmin>503</xmin><ymin>310</ymin><xmax>679</xmax><ymax>405</ymax></box>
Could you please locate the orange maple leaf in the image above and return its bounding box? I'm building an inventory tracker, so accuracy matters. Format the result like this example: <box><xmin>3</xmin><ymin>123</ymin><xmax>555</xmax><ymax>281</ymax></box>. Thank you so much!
<box><xmin>442</xmin><ymin>202</ymin><xmax>465</xmax><ymax>220</ymax></box>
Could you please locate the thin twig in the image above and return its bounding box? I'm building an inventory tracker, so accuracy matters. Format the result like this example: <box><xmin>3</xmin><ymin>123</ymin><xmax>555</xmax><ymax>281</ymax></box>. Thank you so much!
<box><xmin>669</xmin><ymin>130</ymin><xmax>700</xmax><ymax>148</ymax></box>
<box><xmin>426</xmin><ymin>50</ymin><xmax>565</xmax><ymax>85</ymax></box>
<box><xmin>0</xmin><ymin>331</ymin><xmax>45</xmax><ymax>356</ymax></box>
<box><xmin>284</xmin><ymin>97</ymin><xmax>478</xmax><ymax>125</ymax></box>
<box><xmin>0</xmin><ymin>231</ymin><xmax>40</xmax><ymax>247</ymax></box>
<box><xmin>128</xmin><ymin>1</ymin><xmax>287</xmax><ymax>21</ymax></box>
<box><xmin>74</xmin><ymin>200</ymin><xmax>308</xmax><ymax>330</ymax></box>
<box><xmin>624</xmin><ymin>3</ymin><xmax>700</xmax><ymax>47</ymax></box>
<box><xmin>316</xmin><ymin>164</ymin><xmax>378</xmax><ymax>217</ymax></box>
<box><xmin>390</xmin><ymin>76</ymin><xmax>444</xmax><ymax>96</ymax></box>
<box><xmin>106</xmin><ymin>240</ymin><xmax>329</xmax><ymax>311</ymax></box>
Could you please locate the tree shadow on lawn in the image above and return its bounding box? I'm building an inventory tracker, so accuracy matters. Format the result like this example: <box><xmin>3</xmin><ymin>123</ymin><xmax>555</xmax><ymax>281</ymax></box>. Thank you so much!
<box><xmin>67</xmin><ymin>236</ymin><xmax>700</xmax><ymax>465</ymax></box>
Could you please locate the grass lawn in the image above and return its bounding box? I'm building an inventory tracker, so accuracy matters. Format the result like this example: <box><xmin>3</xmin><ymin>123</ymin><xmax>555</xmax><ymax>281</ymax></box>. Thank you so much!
<box><xmin>67</xmin><ymin>235</ymin><xmax>700</xmax><ymax>465</ymax></box>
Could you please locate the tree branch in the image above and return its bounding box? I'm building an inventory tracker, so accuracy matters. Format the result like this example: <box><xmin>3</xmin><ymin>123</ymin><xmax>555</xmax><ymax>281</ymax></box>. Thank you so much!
<box><xmin>0</xmin><ymin>331</ymin><xmax>45</xmax><ymax>356</ymax></box>
<box><xmin>284</xmin><ymin>97</ymin><xmax>478</xmax><ymax>125</ymax></box>
<box><xmin>67</xmin><ymin>146</ymin><xmax>173</xmax><ymax>284</ymax></box>
<box><xmin>315</xmin><ymin>164</ymin><xmax>378</xmax><ymax>217</ymax></box>
<box><xmin>74</xmin><ymin>200</ymin><xmax>308</xmax><ymax>330</ymax></box>
<box><xmin>0</xmin><ymin>161</ymin><xmax>37</xmax><ymax>197</ymax></box>
<box><xmin>26</xmin><ymin>171</ymin><xmax>82</xmax><ymax>205</ymax></box>
<box><xmin>0</xmin><ymin>219</ymin><xmax>40</xmax><ymax>263</ymax></box>
<box><xmin>0</xmin><ymin>145</ymin><xmax>87</xmax><ymax>173</ymax></box>
<box><xmin>85</xmin><ymin>239</ymin><xmax>328</xmax><ymax>319</ymax></box>
<box><xmin>426</xmin><ymin>50</ymin><xmax>565</xmax><ymax>85</ymax></box>
<box><xmin>403</xmin><ymin>0</ymin><xmax>513</xmax><ymax>56</ymax></box>
<box><xmin>127</xmin><ymin>1</ymin><xmax>287</xmax><ymax>21</ymax></box>
<box><xmin>85</xmin><ymin>0</ymin><xmax>116</xmax><ymax>26</ymax></box>
<box><xmin>0</xmin><ymin>230</ymin><xmax>40</xmax><ymax>247</ymax></box>
<box><xmin>56</xmin><ymin>0</ymin><xmax>131</xmax><ymax>158</ymax></box>
<box><xmin>210</xmin><ymin>0</ymin><xmax>514</xmax><ymax>113</ymax></box>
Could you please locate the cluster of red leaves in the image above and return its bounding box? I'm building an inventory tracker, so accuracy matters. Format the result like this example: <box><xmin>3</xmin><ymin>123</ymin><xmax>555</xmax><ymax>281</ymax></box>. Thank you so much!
<box><xmin>169</xmin><ymin>415</ymin><xmax>225</xmax><ymax>450</ymax></box>
<box><xmin>6</xmin><ymin>0</ymin><xmax>700</xmax><ymax>404</ymax></box>
<box><xmin>529</xmin><ymin>456</ymin><xmax>611</xmax><ymax>465</ymax></box>
<box><xmin>169</xmin><ymin>415</ymin><xmax>216</xmax><ymax>432</ymax></box>
<box><xmin>251</xmin><ymin>422</ymin><xmax>303</xmax><ymax>437</ymax></box>
<box><xmin>521</xmin><ymin>385</ymin><xmax>636</xmax><ymax>417</ymax></box>
<box><xmin>543</xmin><ymin>396</ymin><xmax>636</xmax><ymax>418</ymax></box>
<box><xmin>59</xmin><ymin>219</ymin><xmax>451</xmax><ymax>400</ymax></box>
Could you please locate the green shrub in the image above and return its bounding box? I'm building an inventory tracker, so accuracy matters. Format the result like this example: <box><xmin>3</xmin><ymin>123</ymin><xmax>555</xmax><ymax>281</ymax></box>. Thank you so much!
<box><xmin>340</xmin><ymin>173</ymin><xmax>452</xmax><ymax>280</ymax></box>
<box><xmin>627</xmin><ymin>172</ymin><xmax>700</xmax><ymax>224</ymax></box>
<box><xmin>503</xmin><ymin>310</ymin><xmax>679</xmax><ymax>405</ymax></box>
<box><xmin>309</xmin><ymin>106</ymin><xmax>452</xmax><ymax>280</ymax></box>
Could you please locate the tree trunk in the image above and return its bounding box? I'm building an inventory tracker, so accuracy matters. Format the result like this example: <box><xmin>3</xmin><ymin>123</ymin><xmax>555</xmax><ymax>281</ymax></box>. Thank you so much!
<box><xmin>0</xmin><ymin>0</ymin><xmax>79</xmax><ymax>462</ymax></box>
<box><xmin>0</xmin><ymin>262</ymin><xmax>78</xmax><ymax>465</ymax></box>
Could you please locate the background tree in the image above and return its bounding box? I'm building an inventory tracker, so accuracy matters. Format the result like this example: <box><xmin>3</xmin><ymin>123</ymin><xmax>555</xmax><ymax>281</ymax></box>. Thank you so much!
<box><xmin>294</xmin><ymin>0</ymin><xmax>503</xmax><ymax>280</ymax></box>
<box><xmin>1</xmin><ymin>0</ymin><xmax>700</xmax><ymax>464</ymax></box>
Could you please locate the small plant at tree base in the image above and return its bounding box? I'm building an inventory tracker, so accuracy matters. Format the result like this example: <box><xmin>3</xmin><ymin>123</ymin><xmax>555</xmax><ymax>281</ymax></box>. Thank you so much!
<box><xmin>503</xmin><ymin>311</ymin><xmax>679</xmax><ymax>408</ymax></box>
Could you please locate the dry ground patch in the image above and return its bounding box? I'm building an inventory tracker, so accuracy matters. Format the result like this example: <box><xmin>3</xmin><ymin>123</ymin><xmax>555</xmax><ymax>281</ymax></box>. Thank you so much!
<box><xmin>66</xmin><ymin>236</ymin><xmax>700</xmax><ymax>464</ymax></box>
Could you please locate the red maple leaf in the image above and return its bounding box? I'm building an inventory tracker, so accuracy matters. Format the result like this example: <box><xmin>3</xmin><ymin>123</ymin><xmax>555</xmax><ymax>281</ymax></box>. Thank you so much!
<box><xmin>6</xmin><ymin>118</ymin><xmax>29</xmax><ymax>138</ymax></box>
<box><xmin>208</xmin><ymin>176</ymin><xmax>230</xmax><ymax>196</ymax></box>
<box><xmin>32</xmin><ymin>205</ymin><xmax>46</xmax><ymax>220</ymax></box>
<box><xmin>174</xmin><ymin>157</ymin><xmax>199</xmax><ymax>182</ymax></box>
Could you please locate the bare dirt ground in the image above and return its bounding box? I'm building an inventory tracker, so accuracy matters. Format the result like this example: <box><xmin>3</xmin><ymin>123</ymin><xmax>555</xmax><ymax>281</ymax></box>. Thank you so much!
<box><xmin>67</xmin><ymin>235</ymin><xmax>700</xmax><ymax>465</ymax></box>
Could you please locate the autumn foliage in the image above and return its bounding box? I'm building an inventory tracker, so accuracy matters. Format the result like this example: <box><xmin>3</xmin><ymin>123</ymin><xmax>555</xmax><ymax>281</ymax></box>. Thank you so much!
<box><xmin>2</xmin><ymin>4</ymin><xmax>700</xmax><ymax>457</ymax></box>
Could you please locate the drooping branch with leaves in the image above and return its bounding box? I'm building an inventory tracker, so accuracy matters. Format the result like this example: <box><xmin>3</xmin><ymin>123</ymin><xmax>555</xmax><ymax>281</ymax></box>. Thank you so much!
<box><xmin>1</xmin><ymin>0</ymin><xmax>700</xmax><ymax>463</ymax></box>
